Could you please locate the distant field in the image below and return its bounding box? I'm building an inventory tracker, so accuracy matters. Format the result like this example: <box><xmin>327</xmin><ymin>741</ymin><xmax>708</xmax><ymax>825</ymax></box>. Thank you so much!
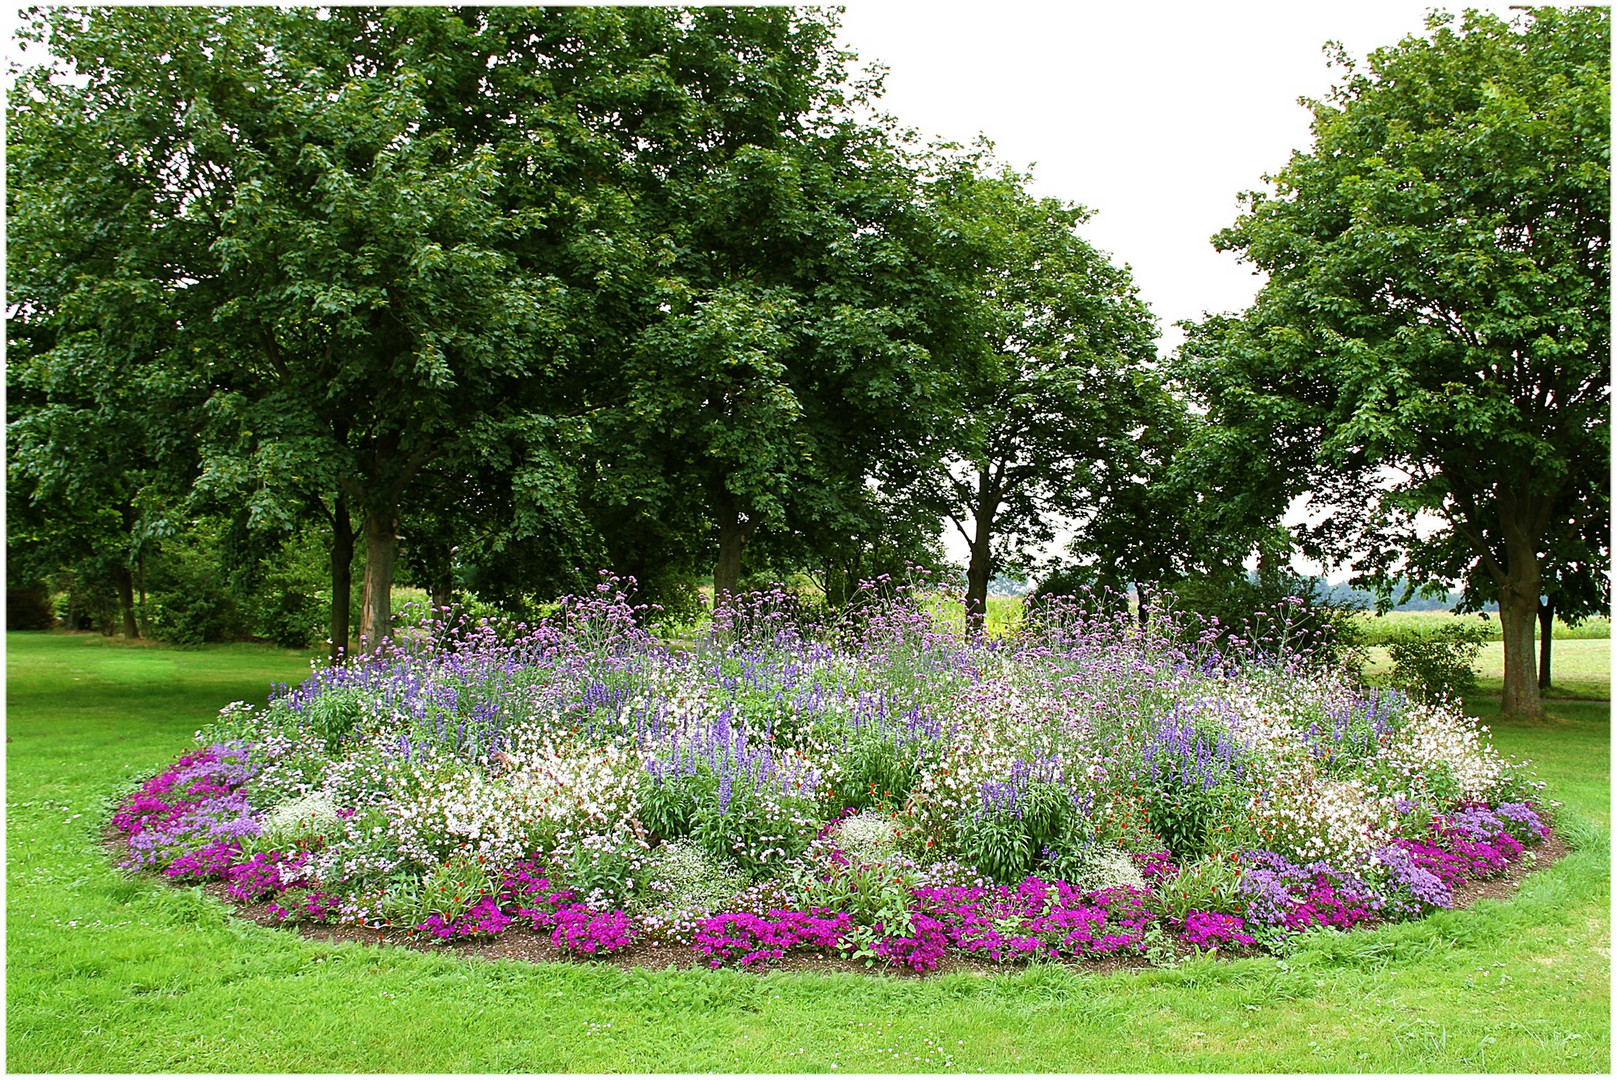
<box><xmin>1356</xmin><ymin>638</ymin><xmax>1610</xmax><ymax>701</ymax></box>
<box><xmin>1349</xmin><ymin>609</ymin><xmax>1610</xmax><ymax>644</ymax></box>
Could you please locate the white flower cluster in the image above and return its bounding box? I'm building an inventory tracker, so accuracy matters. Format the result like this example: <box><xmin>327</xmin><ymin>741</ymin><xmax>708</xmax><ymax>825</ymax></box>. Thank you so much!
<box><xmin>1064</xmin><ymin>843</ymin><xmax>1148</xmax><ymax>894</ymax></box>
<box><xmin>835</xmin><ymin>810</ymin><xmax>903</xmax><ymax>864</ymax></box>
<box><xmin>259</xmin><ymin>790</ymin><xmax>342</xmax><ymax>849</ymax></box>
<box><xmin>1246</xmin><ymin>770</ymin><xmax>1391</xmax><ymax>864</ymax></box>
<box><xmin>1374</xmin><ymin>704</ymin><xmax>1504</xmax><ymax>803</ymax></box>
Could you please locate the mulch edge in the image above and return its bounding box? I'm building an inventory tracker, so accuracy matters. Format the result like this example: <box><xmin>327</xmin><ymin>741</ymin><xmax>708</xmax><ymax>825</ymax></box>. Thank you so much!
<box><xmin>103</xmin><ymin>828</ymin><xmax>1573</xmax><ymax>979</ymax></box>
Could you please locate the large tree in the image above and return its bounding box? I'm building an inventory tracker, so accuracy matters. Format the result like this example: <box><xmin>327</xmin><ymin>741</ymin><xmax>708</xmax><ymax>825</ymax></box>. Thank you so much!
<box><xmin>1191</xmin><ymin>8</ymin><xmax>1609</xmax><ymax>717</ymax></box>
<box><xmin>584</xmin><ymin>14</ymin><xmax>961</xmax><ymax>606</ymax></box>
<box><xmin>896</xmin><ymin>154</ymin><xmax>1159</xmax><ymax>631</ymax></box>
<box><xmin>12</xmin><ymin>7</ymin><xmax>881</xmax><ymax>645</ymax></box>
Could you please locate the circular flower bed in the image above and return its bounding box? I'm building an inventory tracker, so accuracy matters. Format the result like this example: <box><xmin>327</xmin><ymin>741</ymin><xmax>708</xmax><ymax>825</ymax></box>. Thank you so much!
<box><xmin>111</xmin><ymin>582</ymin><xmax>1554</xmax><ymax>973</ymax></box>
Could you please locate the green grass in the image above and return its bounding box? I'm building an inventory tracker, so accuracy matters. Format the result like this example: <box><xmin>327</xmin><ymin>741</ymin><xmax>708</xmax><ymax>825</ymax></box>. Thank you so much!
<box><xmin>7</xmin><ymin>630</ymin><xmax>1610</xmax><ymax>1072</ymax></box>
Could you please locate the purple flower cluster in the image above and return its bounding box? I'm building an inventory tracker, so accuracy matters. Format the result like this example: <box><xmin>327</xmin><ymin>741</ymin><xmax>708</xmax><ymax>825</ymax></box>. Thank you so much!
<box><xmin>225</xmin><ymin>850</ymin><xmax>307</xmax><ymax>901</ymax></box>
<box><xmin>112</xmin><ymin>745</ymin><xmax>261</xmax><ymax>868</ymax></box>
<box><xmin>1181</xmin><ymin>911</ymin><xmax>1257</xmax><ymax>949</ymax></box>
<box><xmin>418</xmin><ymin>896</ymin><xmax>513</xmax><ymax>940</ymax></box>
<box><xmin>1236</xmin><ymin>850</ymin><xmax>1389</xmax><ymax>930</ymax></box>
<box><xmin>694</xmin><ymin>910</ymin><xmax>852</xmax><ymax>968</ymax></box>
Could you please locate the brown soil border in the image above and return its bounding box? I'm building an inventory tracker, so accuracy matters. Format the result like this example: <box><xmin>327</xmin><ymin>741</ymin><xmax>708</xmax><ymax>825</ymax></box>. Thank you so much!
<box><xmin>105</xmin><ymin>829</ymin><xmax>1570</xmax><ymax>979</ymax></box>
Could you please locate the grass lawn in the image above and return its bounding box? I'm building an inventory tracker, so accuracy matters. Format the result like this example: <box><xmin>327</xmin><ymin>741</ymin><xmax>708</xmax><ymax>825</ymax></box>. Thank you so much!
<box><xmin>1357</xmin><ymin>638</ymin><xmax>1611</xmax><ymax>702</ymax></box>
<box><xmin>7</xmin><ymin>630</ymin><xmax>1610</xmax><ymax>1072</ymax></box>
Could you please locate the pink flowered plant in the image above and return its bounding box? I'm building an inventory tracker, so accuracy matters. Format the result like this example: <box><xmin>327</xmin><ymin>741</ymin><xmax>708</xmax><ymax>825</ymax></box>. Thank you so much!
<box><xmin>552</xmin><ymin>905</ymin><xmax>637</xmax><ymax>955</ymax></box>
<box><xmin>1181</xmin><ymin>911</ymin><xmax>1257</xmax><ymax>949</ymax></box>
<box><xmin>418</xmin><ymin>896</ymin><xmax>513</xmax><ymax>940</ymax></box>
<box><xmin>694</xmin><ymin>909</ymin><xmax>851</xmax><ymax>968</ymax></box>
<box><xmin>225</xmin><ymin>851</ymin><xmax>307</xmax><ymax>902</ymax></box>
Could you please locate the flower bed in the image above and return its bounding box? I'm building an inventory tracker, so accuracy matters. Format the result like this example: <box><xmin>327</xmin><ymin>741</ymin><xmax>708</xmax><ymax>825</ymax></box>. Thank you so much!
<box><xmin>110</xmin><ymin>582</ymin><xmax>1554</xmax><ymax>973</ymax></box>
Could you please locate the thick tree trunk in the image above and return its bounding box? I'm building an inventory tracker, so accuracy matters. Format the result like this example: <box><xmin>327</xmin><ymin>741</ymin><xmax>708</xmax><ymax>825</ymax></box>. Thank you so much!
<box><xmin>112</xmin><ymin>564</ymin><xmax>139</xmax><ymax>640</ymax></box>
<box><xmin>359</xmin><ymin>509</ymin><xmax>398</xmax><ymax>649</ymax></box>
<box><xmin>1538</xmin><ymin>595</ymin><xmax>1555</xmax><ymax>691</ymax></box>
<box><xmin>713</xmin><ymin>506</ymin><xmax>752</xmax><ymax>610</ymax></box>
<box><xmin>1134</xmin><ymin>581</ymin><xmax>1149</xmax><ymax>628</ymax></box>
<box><xmin>965</xmin><ymin>537</ymin><xmax>992</xmax><ymax>635</ymax></box>
<box><xmin>330</xmin><ymin>494</ymin><xmax>354</xmax><ymax>662</ymax></box>
<box><xmin>1497</xmin><ymin>547</ymin><xmax>1543</xmax><ymax>719</ymax></box>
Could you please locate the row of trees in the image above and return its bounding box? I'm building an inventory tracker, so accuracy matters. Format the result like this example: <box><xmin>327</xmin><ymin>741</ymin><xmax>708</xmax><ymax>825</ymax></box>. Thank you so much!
<box><xmin>8</xmin><ymin>7</ymin><xmax>1609</xmax><ymax>718</ymax></box>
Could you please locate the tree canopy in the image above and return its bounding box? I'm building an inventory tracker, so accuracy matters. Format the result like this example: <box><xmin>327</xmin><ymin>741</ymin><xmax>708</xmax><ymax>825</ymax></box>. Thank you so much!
<box><xmin>1185</xmin><ymin>7</ymin><xmax>1610</xmax><ymax>716</ymax></box>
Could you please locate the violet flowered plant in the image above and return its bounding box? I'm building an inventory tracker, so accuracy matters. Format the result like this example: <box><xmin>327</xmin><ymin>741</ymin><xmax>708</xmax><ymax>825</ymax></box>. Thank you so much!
<box><xmin>109</xmin><ymin>576</ymin><xmax>1553</xmax><ymax>972</ymax></box>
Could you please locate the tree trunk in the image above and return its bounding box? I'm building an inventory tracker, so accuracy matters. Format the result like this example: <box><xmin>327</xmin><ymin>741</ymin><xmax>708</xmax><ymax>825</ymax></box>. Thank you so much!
<box><xmin>1497</xmin><ymin>545</ymin><xmax>1543</xmax><ymax>719</ymax></box>
<box><xmin>359</xmin><ymin>508</ymin><xmax>398</xmax><ymax>649</ymax></box>
<box><xmin>136</xmin><ymin>553</ymin><xmax>149</xmax><ymax>637</ymax></box>
<box><xmin>713</xmin><ymin>503</ymin><xmax>753</xmax><ymax>609</ymax></box>
<box><xmin>1538</xmin><ymin>595</ymin><xmax>1555</xmax><ymax>691</ymax></box>
<box><xmin>963</xmin><ymin>475</ymin><xmax>1001</xmax><ymax>637</ymax></box>
<box><xmin>1134</xmin><ymin>581</ymin><xmax>1149</xmax><ymax>628</ymax></box>
<box><xmin>112</xmin><ymin>564</ymin><xmax>139</xmax><ymax>640</ymax></box>
<box><xmin>428</xmin><ymin>543</ymin><xmax>454</xmax><ymax>614</ymax></box>
<box><xmin>330</xmin><ymin>494</ymin><xmax>354</xmax><ymax>662</ymax></box>
<box><xmin>965</xmin><ymin>535</ymin><xmax>992</xmax><ymax>636</ymax></box>
<box><xmin>824</xmin><ymin>562</ymin><xmax>850</xmax><ymax>609</ymax></box>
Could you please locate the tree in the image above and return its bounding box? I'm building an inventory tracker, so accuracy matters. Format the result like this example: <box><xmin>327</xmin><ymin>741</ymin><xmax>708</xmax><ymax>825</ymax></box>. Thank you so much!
<box><xmin>1193</xmin><ymin>8</ymin><xmax>1609</xmax><ymax>717</ymax></box>
<box><xmin>584</xmin><ymin>14</ymin><xmax>961</xmax><ymax>607</ymax></box>
<box><xmin>12</xmin><ymin>7</ymin><xmax>877</xmax><ymax>647</ymax></box>
<box><xmin>897</xmin><ymin>154</ymin><xmax>1159</xmax><ymax>631</ymax></box>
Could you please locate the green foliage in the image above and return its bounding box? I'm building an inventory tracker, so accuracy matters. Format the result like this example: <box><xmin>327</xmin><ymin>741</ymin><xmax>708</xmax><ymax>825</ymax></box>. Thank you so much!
<box><xmin>785</xmin><ymin>852</ymin><xmax>918</xmax><ymax>942</ymax></box>
<box><xmin>1150</xmin><ymin>856</ymin><xmax>1248</xmax><ymax>922</ymax></box>
<box><xmin>957</xmin><ymin>806</ymin><xmax>1035</xmax><ymax>884</ymax></box>
<box><xmin>1385</xmin><ymin>622</ymin><xmax>1490</xmax><ymax>702</ymax></box>
<box><xmin>381</xmin><ymin>854</ymin><xmax>495</xmax><ymax>930</ymax></box>
<box><xmin>890</xmin><ymin>149</ymin><xmax>1161</xmax><ymax>628</ymax></box>
<box><xmin>303</xmin><ymin>688</ymin><xmax>372</xmax><ymax>755</ymax></box>
<box><xmin>1142</xmin><ymin>781</ymin><xmax>1235</xmax><ymax>865</ymax></box>
<box><xmin>827</xmin><ymin>730</ymin><xmax>926</xmax><ymax>813</ymax></box>
<box><xmin>1186</xmin><ymin>8</ymin><xmax>1610</xmax><ymax>717</ymax></box>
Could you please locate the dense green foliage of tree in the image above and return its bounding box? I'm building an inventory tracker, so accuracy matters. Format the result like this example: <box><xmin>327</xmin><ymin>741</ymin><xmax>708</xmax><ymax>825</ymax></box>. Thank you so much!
<box><xmin>1182</xmin><ymin>8</ymin><xmax>1610</xmax><ymax>717</ymax></box>
<box><xmin>890</xmin><ymin>154</ymin><xmax>1160</xmax><ymax>631</ymax></box>
<box><xmin>9</xmin><ymin>5</ymin><xmax>1165</xmax><ymax>645</ymax></box>
<box><xmin>12</xmin><ymin>6</ymin><xmax>1603</xmax><ymax>677</ymax></box>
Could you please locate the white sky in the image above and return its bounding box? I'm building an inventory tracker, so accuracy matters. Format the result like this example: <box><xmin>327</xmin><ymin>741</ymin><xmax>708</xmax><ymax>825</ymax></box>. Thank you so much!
<box><xmin>832</xmin><ymin>1</ymin><xmax>1523</xmax><ymax>577</ymax></box>
<box><xmin>835</xmin><ymin>0</ymin><xmax>1520</xmax><ymax>355</ymax></box>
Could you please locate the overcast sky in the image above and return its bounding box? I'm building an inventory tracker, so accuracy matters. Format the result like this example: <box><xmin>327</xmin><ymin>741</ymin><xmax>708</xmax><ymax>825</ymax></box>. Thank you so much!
<box><xmin>834</xmin><ymin>0</ymin><xmax>1520</xmax><ymax>355</ymax></box>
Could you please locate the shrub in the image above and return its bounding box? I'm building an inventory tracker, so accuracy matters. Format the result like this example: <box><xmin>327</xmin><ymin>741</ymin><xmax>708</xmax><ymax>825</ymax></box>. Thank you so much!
<box><xmin>1385</xmin><ymin>622</ymin><xmax>1490</xmax><ymax>701</ymax></box>
<box><xmin>6</xmin><ymin>584</ymin><xmax>56</xmax><ymax>630</ymax></box>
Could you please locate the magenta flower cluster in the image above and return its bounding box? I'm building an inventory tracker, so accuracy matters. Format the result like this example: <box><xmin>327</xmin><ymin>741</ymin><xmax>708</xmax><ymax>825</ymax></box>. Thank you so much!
<box><xmin>418</xmin><ymin>896</ymin><xmax>513</xmax><ymax>940</ymax></box>
<box><xmin>1181</xmin><ymin>911</ymin><xmax>1257</xmax><ymax>949</ymax></box>
<box><xmin>493</xmin><ymin>860</ymin><xmax>639</xmax><ymax>955</ymax></box>
<box><xmin>693</xmin><ymin>909</ymin><xmax>853</xmax><ymax>968</ymax></box>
